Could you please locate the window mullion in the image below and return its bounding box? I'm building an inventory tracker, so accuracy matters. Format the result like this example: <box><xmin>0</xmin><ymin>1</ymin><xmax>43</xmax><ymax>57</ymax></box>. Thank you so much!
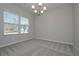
<box><xmin>18</xmin><ymin>16</ymin><xmax>20</xmax><ymax>34</ymax></box>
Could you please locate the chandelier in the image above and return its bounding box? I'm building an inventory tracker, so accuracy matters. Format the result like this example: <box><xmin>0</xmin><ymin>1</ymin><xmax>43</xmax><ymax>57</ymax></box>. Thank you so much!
<box><xmin>31</xmin><ymin>3</ymin><xmax>47</xmax><ymax>15</ymax></box>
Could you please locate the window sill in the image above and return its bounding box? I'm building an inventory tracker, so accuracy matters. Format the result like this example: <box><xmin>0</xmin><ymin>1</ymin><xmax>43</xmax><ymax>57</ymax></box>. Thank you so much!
<box><xmin>3</xmin><ymin>33</ymin><xmax>29</xmax><ymax>36</ymax></box>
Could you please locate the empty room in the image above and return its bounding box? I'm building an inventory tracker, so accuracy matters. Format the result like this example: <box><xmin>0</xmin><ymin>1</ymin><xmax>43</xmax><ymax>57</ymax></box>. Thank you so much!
<box><xmin>0</xmin><ymin>3</ymin><xmax>79</xmax><ymax>56</ymax></box>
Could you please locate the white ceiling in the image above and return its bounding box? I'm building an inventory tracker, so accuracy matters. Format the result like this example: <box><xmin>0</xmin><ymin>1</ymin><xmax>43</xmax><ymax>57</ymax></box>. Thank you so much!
<box><xmin>16</xmin><ymin>3</ymin><xmax>72</xmax><ymax>14</ymax></box>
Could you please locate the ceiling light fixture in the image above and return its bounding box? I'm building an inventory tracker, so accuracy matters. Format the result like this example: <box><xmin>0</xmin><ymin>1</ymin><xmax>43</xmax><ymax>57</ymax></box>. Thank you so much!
<box><xmin>31</xmin><ymin>3</ymin><xmax>47</xmax><ymax>15</ymax></box>
<box><xmin>43</xmin><ymin>7</ymin><xmax>46</xmax><ymax>10</ymax></box>
<box><xmin>32</xmin><ymin>5</ymin><xmax>35</xmax><ymax>9</ymax></box>
<box><xmin>38</xmin><ymin>3</ymin><xmax>42</xmax><ymax>6</ymax></box>
<box><xmin>41</xmin><ymin>10</ymin><xmax>43</xmax><ymax>13</ymax></box>
<box><xmin>34</xmin><ymin>10</ymin><xmax>37</xmax><ymax>13</ymax></box>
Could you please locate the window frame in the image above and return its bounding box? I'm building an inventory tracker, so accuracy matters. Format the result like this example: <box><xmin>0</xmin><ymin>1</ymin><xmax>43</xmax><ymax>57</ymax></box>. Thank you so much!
<box><xmin>3</xmin><ymin>10</ymin><xmax>29</xmax><ymax>35</ymax></box>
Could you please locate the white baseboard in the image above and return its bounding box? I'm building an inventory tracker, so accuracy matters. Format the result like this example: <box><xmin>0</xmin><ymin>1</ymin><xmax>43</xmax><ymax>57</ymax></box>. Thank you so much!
<box><xmin>35</xmin><ymin>37</ymin><xmax>73</xmax><ymax>45</ymax></box>
<box><xmin>0</xmin><ymin>37</ymin><xmax>73</xmax><ymax>48</ymax></box>
<box><xmin>73</xmin><ymin>45</ymin><xmax>79</xmax><ymax>52</ymax></box>
<box><xmin>0</xmin><ymin>38</ymin><xmax>32</xmax><ymax>48</ymax></box>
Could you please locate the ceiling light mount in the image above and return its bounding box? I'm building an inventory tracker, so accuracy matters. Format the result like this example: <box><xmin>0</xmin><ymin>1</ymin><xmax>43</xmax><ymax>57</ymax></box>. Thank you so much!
<box><xmin>31</xmin><ymin>3</ymin><xmax>47</xmax><ymax>16</ymax></box>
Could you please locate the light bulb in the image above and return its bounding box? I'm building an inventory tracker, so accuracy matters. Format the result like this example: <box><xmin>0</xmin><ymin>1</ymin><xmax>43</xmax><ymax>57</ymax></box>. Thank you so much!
<box><xmin>34</xmin><ymin>10</ymin><xmax>37</xmax><ymax>13</ymax></box>
<box><xmin>38</xmin><ymin>3</ymin><xmax>42</xmax><ymax>6</ymax></box>
<box><xmin>41</xmin><ymin>10</ymin><xmax>43</xmax><ymax>13</ymax></box>
<box><xmin>32</xmin><ymin>5</ymin><xmax>35</xmax><ymax>9</ymax></box>
<box><xmin>43</xmin><ymin>7</ymin><xmax>46</xmax><ymax>10</ymax></box>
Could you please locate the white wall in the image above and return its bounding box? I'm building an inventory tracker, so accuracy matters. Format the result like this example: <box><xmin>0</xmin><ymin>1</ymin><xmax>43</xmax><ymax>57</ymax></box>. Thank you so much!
<box><xmin>73</xmin><ymin>4</ymin><xmax>79</xmax><ymax>48</ymax></box>
<box><xmin>0</xmin><ymin>4</ymin><xmax>34</xmax><ymax>47</ymax></box>
<box><xmin>34</xmin><ymin>4</ymin><xmax>73</xmax><ymax>44</ymax></box>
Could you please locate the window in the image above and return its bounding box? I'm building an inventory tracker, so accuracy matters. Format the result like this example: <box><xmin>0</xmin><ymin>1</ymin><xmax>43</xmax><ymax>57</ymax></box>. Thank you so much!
<box><xmin>20</xmin><ymin>17</ymin><xmax>29</xmax><ymax>34</ymax></box>
<box><xmin>4</xmin><ymin>11</ymin><xmax>19</xmax><ymax>35</ymax></box>
<box><xmin>3</xmin><ymin>10</ymin><xmax>29</xmax><ymax>35</ymax></box>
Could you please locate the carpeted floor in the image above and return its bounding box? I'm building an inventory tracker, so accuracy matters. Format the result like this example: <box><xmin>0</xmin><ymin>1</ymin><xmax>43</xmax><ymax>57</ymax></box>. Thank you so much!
<box><xmin>0</xmin><ymin>39</ymin><xmax>74</xmax><ymax>56</ymax></box>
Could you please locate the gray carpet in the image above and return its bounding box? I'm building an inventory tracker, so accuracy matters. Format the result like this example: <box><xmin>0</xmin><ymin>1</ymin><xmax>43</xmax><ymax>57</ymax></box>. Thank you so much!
<box><xmin>0</xmin><ymin>39</ymin><xmax>74</xmax><ymax>56</ymax></box>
